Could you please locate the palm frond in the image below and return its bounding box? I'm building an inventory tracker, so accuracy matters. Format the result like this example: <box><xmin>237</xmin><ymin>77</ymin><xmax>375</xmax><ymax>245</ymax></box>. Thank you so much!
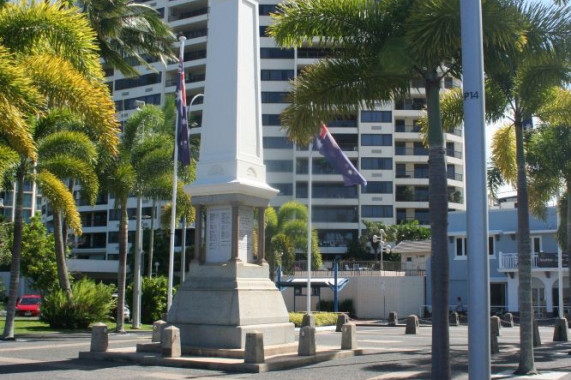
<box><xmin>24</xmin><ymin>54</ymin><xmax>119</xmax><ymax>155</ymax></box>
<box><xmin>122</xmin><ymin>104</ymin><xmax>165</xmax><ymax>152</ymax></box>
<box><xmin>491</xmin><ymin>125</ymin><xmax>517</xmax><ymax>186</ymax></box>
<box><xmin>39</xmin><ymin>155</ymin><xmax>99</xmax><ymax>204</ymax></box>
<box><xmin>536</xmin><ymin>87</ymin><xmax>571</xmax><ymax>125</ymax></box>
<box><xmin>0</xmin><ymin>144</ymin><xmax>19</xmax><ymax>179</ymax></box>
<box><xmin>36</xmin><ymin>170</ymin><xmax>81</xmax><ymax>235</ymax></box>
<box><xmin>281</xmin><ymin>58</ymin><xmax>409</xmax><ymax>144</ymax></box>
<box><xmin>38</xmin><ymin>130</ymin><xmax>98</xmax><ymax>165</ymax></box>
<box><xmin>0</xmin><ymin>0</ymin><xmax>103</xmax><ymax>79</ymax></box>
<box><xmin>33</xmin><ymin>107</ymin><xmax>84</xmax><ymax>141</ymax></box>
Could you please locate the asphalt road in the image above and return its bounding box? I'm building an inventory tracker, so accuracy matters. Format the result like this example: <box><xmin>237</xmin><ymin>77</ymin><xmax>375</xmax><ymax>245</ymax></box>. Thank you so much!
<box><xmin>1</xmin><ymin>325</ymin><xmax>570</xmax><ymax>380</ymax></box>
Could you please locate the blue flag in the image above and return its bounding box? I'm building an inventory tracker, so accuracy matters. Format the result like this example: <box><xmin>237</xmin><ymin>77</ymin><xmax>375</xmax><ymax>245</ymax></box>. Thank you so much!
<box><xmin>175</xmin><ymin>50</ymin><xmax>191</xmax><ymax>168</ymax></box>
<box><xmin>313</xmin><ymin>124</ymin><xmax>367</xmax><ymax>187</ymax></box>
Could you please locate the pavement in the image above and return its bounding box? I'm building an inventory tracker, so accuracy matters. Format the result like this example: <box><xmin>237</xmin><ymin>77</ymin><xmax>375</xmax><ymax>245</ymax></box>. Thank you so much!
<box><xmin>0</xmin><ymin>322</ymin><xmax>570</xmax><ymax>379</ymax></box>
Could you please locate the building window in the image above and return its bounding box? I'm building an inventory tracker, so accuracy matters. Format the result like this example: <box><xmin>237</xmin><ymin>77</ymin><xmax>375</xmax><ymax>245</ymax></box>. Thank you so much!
<box><xmin>456</xmin><ymin>237</ymin><xmax>467</xmax><ymax>257</ymax></box>
<box><xmin>260</xmin><ymin>48</ymin><xmax>295</xmax><ymax>59</ymax></box>
<box><xmin>361</xmin><ymin>205</ymin><xmax>393</xmax><ymax>218</ymax></box>
<box><xmin>261</xmin><ymin>91</ymin><xmax>290</xmax><ymax>103</ymax></box>
<box><xmin>313</xmin><ymin>206</ymin><xmax>358</xmax><ymax>223</ymax></box>
<box><xmin>262</xmin><ymin>114</ymin><xmax>281</xmax><ymax>126</ymax></box>
<box><xmin>531</xmin><ymin>236</ymin><xmax>541</xmax><ymax>253</ymax></box>
<box><xmin>361</xmin><ymin>111</ymin><xmax>392</xmax><ymax>123</ymax></box>
<box><xmin>362</xmin><ymin>181</ymin><xmax>393</xmax><ymax>194</ymax></box>
<box><xmin>263</xmin><ymin>137</ymin><xmax>293</xmax><ymax>149</ymax></box>
<box><xmin>313</xmin><ymin>182</ymin><xmax>358</xmax><ymax>199</ymax></box>
<box><xmin>361</xmin><ymin>157</ymin><xmax>392</xmax><ymax>170</ymax></box>
<box><xmin>489</xmin><ymin>236</ymin><xmax>495</xmax><ymax>256</ymax></box>
<box><xmin>270</xmin><ymin>183</ymin><xmax>293</xmax><ymax>196</ymax></box>
<box><xmin>261</xmin><ymin>69</ymin><xmax>294</xmax><ymax>81</ymax></box>
<box><xmin>259</xmin><ymin>4</ymin><xmax>278</xmax><ymax>15</ymax></box>
<box><xmin>265</xmin><ymin>160</ymin><xmax>293</xmax><ymax>172</ymax></box>
<box><xmin>361</xmin><ymin>134</ymin><xmax>392</xmax><ymax>146</ymax></box>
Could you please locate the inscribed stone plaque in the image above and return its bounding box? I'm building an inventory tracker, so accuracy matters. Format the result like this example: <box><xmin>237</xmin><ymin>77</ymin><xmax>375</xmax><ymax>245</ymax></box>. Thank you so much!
<box><xmin>206</xmin><ymin>206</ymin><xmax>232</xmax><ymax>262</ymax></box>
<box><xmin>238</xmin><ymin>206</ymin><xmax>253</xmax><ymax>262</ymax></box>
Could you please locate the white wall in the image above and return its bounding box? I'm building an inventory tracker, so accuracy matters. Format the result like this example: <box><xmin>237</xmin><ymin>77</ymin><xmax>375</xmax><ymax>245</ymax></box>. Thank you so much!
<box><xmin>280</xmin><ymin>276</ymin><xmax>425</xmax><ymax>319</ymax></box>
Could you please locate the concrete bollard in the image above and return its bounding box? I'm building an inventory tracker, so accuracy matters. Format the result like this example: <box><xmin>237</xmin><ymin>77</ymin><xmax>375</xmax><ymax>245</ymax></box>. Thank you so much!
<box><xmin>152</xmin><ymin>320</ymin><xmax>167</xmax><ymax>343</ymax></box>
<box><xmin>533</xmin><ymin>319</ymin><xmax>541</xmax><ymax>347</ymax></box>
<box><xmin>450</xmin><ymin>312</ymin><xmax>459</xmax><ymax>326</ymax></box>
<box><xmin>336</xmin><ymin>313</ymin><xmax>350</xmax><ymax>332</ymax></box>
<box><xmin>388</xmin><ymin>311</ymin><xmax>398</xmax><ymax>326</ymax></box>
<box><xmin>161</xmin><ymin>326</ymin><xmax>181</xmax><ymax>357</ymax></box>
<box><xmin>298</xmin><ymin>326</ymin><xmax>316</xmax><ymax>356</ymax></box>
<box><xmin>302</xmin><ymin>313</ymin><xmax>316</xmax><ymax>328</ymax></box>
<box><xmin>503</xmin><ymin>313</ymin><xmax>514</xmax><ymax>328</ymax></box>
<box><xmin>553</xmin><ymin>317</ymin><xmax>569</xmax><ymax>342</ymax></box>
<box><xmin>491</xmin><ymin>316</ymin><xmax>501</xmax><ymax>336</ymax></box>
<box><xmin>490</xmin><ymin>318</ymin><xmax>499</xmax><ymax>354</ymax></box>
<box><xmin>405</xmin><ymin>315</ymin><xmax>419</xmax><ymax>335</ymax></box>
<box><xmin>90</xmin><ymin>323</ymin><xmax>108</xmax><ymax>352</ymax></box>
<box><xmin>341</xmin><ymin>323</ymin><xmax>357</xmax><ymax>350</ymax></box>
<box><xmin>244</xmin><ymin>332</ymin><xmax>265</xmax><ymax>363</ymax></box>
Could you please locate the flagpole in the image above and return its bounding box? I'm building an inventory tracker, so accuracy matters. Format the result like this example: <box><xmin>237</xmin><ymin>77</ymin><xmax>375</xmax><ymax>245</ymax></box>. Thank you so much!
<box><xmin>307</xmin><ymin>142</ymin><xmax>312</xmax><ymax>315</ymax></box>
<box><xmin>167</xmin><ymin>35</ymin><xmax>186</xmax><ymax>311</ymax></box>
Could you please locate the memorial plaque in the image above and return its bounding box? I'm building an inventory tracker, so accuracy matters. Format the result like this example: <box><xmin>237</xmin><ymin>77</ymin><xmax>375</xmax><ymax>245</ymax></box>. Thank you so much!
<box><xmin>238</xmin><ymin>207</ymin><xmax>254</xmax><ymax>261</ymax></box>
<box><xmin>206</xmin><ymin>206</ymin><xmax>232</xmax><ymax>262</ymax></box>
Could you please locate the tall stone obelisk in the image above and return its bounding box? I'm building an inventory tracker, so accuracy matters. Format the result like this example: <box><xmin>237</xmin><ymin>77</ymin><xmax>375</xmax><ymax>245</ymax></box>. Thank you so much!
<box><xmin>169</xmin><ymin>0</ymin><xmax>294</xmax><ymax>349</ymax></box>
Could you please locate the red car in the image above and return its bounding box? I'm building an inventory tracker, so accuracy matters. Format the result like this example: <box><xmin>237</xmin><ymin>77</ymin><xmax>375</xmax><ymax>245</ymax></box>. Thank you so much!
<box><xmin>16</xmin><ymin>295</ymin><xmax>41</xmax><ymax>317</ymax></box>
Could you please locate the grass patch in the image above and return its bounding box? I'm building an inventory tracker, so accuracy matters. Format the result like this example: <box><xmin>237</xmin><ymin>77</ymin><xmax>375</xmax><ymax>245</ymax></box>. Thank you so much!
<box><xmin>0</xmin><ymin>318</ymin><xmax>152</xmax><ymax>335</ymax></box>
<box><xmin>289</xmin><ymin>312</ymin><xmax>339</xmax><ymax>327</ymax></box>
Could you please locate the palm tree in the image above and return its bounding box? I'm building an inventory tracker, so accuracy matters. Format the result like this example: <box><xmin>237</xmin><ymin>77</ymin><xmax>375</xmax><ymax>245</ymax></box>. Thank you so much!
<box><xmin>488</xmin><ymin>5</ymin><xmax>568</xmax><ymax>372</ymax></box>
<box><xmin>268</xmin><ymin>201</ymin><xmax>322</xmax><ymax>275</ymax></box>
<box><xmin>0</xmin><ymin>0</ymin><xmax>118</xmax><ymax>340</ymax></box>
<box><xmin>268</xmin><ymin>1</ymin><xmax>523</xmax><ymax>377</ymax></box>
<box><xmin>74</xmin><ymin>0</ymin><xmax>176</xmax><ymax>77</ymax></box>
<box><xmin>32</xmin><ymin>109</ymin><xmax>100</xmax><ymax>299</ymax></box>
<box><xmin>433</xmin><ymin>2</ymin><xmax>568</xmax><ymax>370</ymax></box>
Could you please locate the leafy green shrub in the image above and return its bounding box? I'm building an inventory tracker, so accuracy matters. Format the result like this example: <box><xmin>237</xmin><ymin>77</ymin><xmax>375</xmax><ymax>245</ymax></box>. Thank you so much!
<box><xmin>288</xmin><ymin>312</ymin><xmax>339</xmax><ymax>327</ymax></box>
<box><xmin>40</xmin><ymin>278</ymin><xmax>114</xmax><ymax>329</ymax></box>
<box><xmin>318</xmin><ymin>299</ymin><xmax>355</xmax><ymax>317</ymax></box>
<box><xmin>126</xmin><ymin>276</ymin><xmax>172</xmax><ymax>324</ymax></box>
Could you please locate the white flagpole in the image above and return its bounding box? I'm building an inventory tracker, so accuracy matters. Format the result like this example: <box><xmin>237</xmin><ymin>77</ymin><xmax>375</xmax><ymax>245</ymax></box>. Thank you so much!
<box><xmin>306</xmin><ymin>143</ymin><xmax>312</xmax><ymax>315</ymax></box>
<box><xmin>167</xmin><ymin>35</ymin><xmax>186</xmax><ymax>310</ymax></box>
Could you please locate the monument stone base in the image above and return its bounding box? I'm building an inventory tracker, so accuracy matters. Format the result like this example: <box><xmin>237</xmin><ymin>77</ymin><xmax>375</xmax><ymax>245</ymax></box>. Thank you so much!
<box><xmin>168</xmin><ymin>261</ymin><xmax>295</xmax><ymax>349</ymax></box>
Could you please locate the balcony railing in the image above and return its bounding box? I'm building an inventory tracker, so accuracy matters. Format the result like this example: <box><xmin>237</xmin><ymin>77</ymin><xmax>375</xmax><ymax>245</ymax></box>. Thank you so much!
<box><xmin>498</xmin><ymin>251</ymin><xmax>569</xmax><ymax>270</ymax></box>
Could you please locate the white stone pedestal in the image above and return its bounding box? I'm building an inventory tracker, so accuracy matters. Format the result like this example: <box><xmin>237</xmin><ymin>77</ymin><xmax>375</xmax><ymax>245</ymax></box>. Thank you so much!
<box><xmin>168</xmin><ymin>261</ymin><xmax>294</xmax><ymax>349</ymax></box>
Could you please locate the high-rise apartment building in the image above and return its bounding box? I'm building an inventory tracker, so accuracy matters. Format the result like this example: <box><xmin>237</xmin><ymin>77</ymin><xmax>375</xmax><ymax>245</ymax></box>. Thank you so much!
<box><xmin>40</xmin><ymin>0</ymin><xmax>466</xmax><ymax>273</ymax></box>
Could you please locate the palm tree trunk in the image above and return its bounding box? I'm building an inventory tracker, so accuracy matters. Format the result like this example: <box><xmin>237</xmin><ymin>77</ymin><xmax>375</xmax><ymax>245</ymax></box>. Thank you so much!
<box><xmin>132</xmin><ymin>195</ymin><xmax>142</xmax><ymax>328</ymax></box>
<box><xmin>62</xmin><ymin>179</ymin><xmax>76</xmax><ymax>250</ymax></box>
<box><xmin>566</xmin><ymin>184</ymin><xmax>570</xmax><ymax>318</ymax></box>
<box><xmin>147</xmin><ymin>199</ymin><xmax>156</xmax><ymax>278</ymax></box>
<box><xmin>1</xmin><ymin>163</ymin><xmax>25</xmax><ymax>340</ymax></box>
<box><xmin>116</xmin><ymin>201</ymin><xmax>128</xmax><ymax>333</ymax></box>
<box><xmin>425</xmin><ymin>73</ymin><xmax>450</xmax><ymax>380</ymax></box>
<box><xmin>53</xmin><ymin>211</ymin><xmax>72</xmax><ymax>300</ymax></box>
<box><xmin>514</xmin><ymin>117</ymin><xmax>537</xmax><ymax>375</ymax></box>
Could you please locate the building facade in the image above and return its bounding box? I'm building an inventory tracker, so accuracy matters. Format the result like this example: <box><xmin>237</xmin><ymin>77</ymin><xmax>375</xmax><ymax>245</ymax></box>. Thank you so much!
<box><xmin>426</xmin><ymin>207</ymin><xmax>568</xmax><ymax>317</ymax></box>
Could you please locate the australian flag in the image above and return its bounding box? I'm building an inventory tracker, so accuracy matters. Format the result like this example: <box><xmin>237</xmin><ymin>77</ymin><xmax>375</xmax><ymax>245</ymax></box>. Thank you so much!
<box><xmin>175</xmin><ymin>49</ymin><xmax>191</xmax><ymax>168</ymax></box>
<box><xmin>314</xmin><ymin>124</ymin><xmax>367</xmax><ymax>187</ymax></box>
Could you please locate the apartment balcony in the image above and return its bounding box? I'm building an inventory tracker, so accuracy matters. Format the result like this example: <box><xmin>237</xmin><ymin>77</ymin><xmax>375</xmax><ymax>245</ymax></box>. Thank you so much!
<box><xmin>498</xmin><ymin>251</ymin><xmax>569</xmax><ymax>272</ymax></box>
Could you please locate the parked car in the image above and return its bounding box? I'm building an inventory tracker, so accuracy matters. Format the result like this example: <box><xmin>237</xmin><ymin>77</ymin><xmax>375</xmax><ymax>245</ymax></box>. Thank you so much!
<box><xmin>111</xmin><ymin>294</ymin><xmax>131</xmax><ymax>322</ymax></box>
<box><xmin>16</xmin><ymin>295</ymin><xmax>41</xmax><ymax>317</ymax></box>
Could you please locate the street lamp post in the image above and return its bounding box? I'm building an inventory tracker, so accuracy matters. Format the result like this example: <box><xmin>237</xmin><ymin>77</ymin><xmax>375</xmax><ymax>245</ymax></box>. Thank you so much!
<box><xmin>154</xmin><ymin>261</ymin><xmax>159</xmax><ymax>277</ymax></box>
